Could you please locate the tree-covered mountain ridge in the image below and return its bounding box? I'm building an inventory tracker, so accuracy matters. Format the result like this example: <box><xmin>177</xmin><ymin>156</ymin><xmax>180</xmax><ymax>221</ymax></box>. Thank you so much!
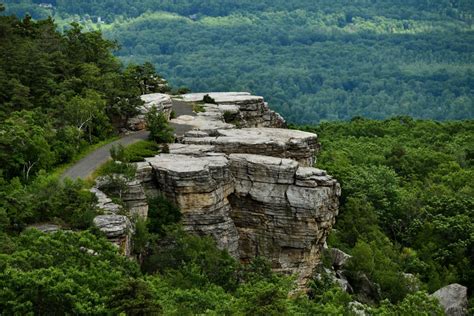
<box><xmin>3</xmin><ymin>0</ymin><xmax>473</xmax><ymax>124</ymax></box>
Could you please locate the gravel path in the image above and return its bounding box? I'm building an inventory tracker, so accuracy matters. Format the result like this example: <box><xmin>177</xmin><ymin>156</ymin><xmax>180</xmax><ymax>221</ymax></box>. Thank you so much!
<box><xmin>61</xmin><ymin>99</ymin><xmax>195</xmax><ymax>180</ymax></box>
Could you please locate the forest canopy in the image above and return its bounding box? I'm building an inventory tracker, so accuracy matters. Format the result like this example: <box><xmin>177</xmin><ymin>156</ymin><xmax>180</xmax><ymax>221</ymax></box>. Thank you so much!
<box><xmin>3</xmin><ymin>0</ymin><xmax>473</xmax><ymax>124</ymax></box>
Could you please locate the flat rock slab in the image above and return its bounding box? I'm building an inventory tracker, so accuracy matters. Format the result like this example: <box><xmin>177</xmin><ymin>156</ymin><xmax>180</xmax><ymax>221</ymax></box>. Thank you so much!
<box><xmin>184</xmin><ymin>128</ymin><xmax>318</xmax><ymax>166</ymax></box>
<box><xmin>140</xmin><ymin>93</ymin><xmax>173</xmax><ymax>112</ymax></box>
<box><xmin>93</xmin><ymin>215</ymin><xmax>132</xmax><ymax>238</ymax></box>
<box><xmin>171</xmin><ymin>115</ymin><xmax>234</xmax><ymax>132</ymax></box>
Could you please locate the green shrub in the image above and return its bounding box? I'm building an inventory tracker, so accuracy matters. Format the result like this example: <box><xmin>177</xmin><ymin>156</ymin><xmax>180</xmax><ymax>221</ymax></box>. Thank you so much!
<box><xmin>147</xmin><ymin>195</ymin><xmax>181</xmax><ymax>236</ymax></box>
<box><xmin>223</xmin><ymin>110</ymin><xmax>235</xmax><ymax>123</ymax></box>
<box><xmin>95</xmin><ymin>160</ymin><xmax>137</xmax><ymax>179</ymax></box>
<box><xmin>110</xmin><ymin>144</ymin><xmax>128</xmax><ymax>162</ymax></box>
<box><xmin>202</xmin><ymin>94</ymin><xmax>216</xmax><ymax>104</ymax></box>
<box><xmin>145</xmin><ymin>108</ymin><xmax>175</xmax><ymax>143</ymax></box>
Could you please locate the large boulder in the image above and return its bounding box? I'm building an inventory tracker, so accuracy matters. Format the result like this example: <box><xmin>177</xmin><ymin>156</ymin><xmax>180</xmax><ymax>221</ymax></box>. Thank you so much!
<box><xmin>93</xmin><ymin>215</ymin><xmax>133</xmax><ymax>256</ymax></box>
<box><xmin>432</xmin><ymin>283</ymin><xmax>468</xmax><ymax>316</ymax></box>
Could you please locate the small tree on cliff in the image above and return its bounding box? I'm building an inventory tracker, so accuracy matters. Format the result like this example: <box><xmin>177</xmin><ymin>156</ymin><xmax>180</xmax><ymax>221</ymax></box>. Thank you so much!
<box><xmin>145</xmin><ymin>107</ymin><xmax>174</xmax><ymax>143</ymax></box>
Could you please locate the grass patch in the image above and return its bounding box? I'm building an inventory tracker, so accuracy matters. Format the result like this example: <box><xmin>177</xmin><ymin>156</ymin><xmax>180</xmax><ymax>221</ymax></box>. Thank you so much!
<box><xmin>90</xmin><ymin>140</ymin><xmax>161</xmax><ymax>181</ymax></box>
<box><xmin>93</xmin><ymin>160</ymin><xmax>137</xmax><ymax>179</ymax></box>
<box><xmin>192</xmin><ymin>103</ymin><xmax>206</xmax><ymax>113</ymax></box>
<box><xmin>124</xmin><ymin>140</ymin><xmax>161</xmax><ymax>162</ymax></box>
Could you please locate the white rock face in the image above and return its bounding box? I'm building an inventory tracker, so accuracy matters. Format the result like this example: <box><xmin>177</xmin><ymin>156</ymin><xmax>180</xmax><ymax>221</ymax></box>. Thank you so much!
<box><xmin>95</xmin><ymin>91</ymin><xmax>340</xmax><ymax>288</ymax></box>
<box><xmin>432</xmin><ymin>284</ymin><xmax>468</xmax><ymax>316</ymax></box>
<box><xmin>128</xmin><ymin>93</ymin><xmax>173</xmax><ymax>131</ymax></box>
<box><xmin>146</xmin><ymin>154</ymin><xmax>240</xmax><ymax>257</ymax></box>
<box><xmin>174</xmin><ymin>92</ymin><xmax>286</xmax><ymax>129</ymax></box>
<box><xmin>184</xmin><ymin>128</ymin><xmax>319</xmax><ymax>166</ymax></box>
<box><xmin>129</xmin><ymin>147</ymin><xmax>340</xmax><ymax>287</ymax></box>
<box><xmin>93</xmin><ymin>215</ymin><xmax>133</xmax><ymax>256</ymax></box>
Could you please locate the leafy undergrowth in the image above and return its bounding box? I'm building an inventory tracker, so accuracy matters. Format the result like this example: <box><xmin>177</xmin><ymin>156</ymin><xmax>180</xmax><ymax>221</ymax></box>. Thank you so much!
<box><xmin>298</xmin><ymin>117</ymin><xmax>473</xmax><ymax>306</ymax></box>
<box><xmin>123</xmin><ymin>140</ymin><xmax>161</xmax><ymax>162</ymax></box>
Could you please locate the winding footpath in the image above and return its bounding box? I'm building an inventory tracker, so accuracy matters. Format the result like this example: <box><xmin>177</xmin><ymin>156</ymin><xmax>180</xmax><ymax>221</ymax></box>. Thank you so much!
<box><xmin>61</xmin><ymin>99</ymin><xmax>195</xmax><ymax>180</ymax></box>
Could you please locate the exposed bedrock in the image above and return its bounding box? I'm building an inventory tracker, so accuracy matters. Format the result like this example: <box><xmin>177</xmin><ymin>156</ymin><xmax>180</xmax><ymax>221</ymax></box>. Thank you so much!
<box><xmin>183</xmin><ymin>128</ymin><xmax>319</xmax><ymax>167</ymax></box>
<box><xmin>128</xmin><ymin>93</ymin><xmax>173</xmax><ymax>131</ymax></box>
<box><xmin>172</xmin><ymin>92</ymin><xmax>286</xmax><ymax>130</ymax></box>
<box><xmin>93</xmin><ymin>92</ymin><xmax>340</xmax><ymax>287</ymax></box>
<box><xmin>139</xmin><ymin>148</ymin><xmax>340</xmax><ymax>286</ymax></box>
<box><xmin>145</xmin><ymin>154</ymin><xmax>240</xmax><ymax>257</ymax></box>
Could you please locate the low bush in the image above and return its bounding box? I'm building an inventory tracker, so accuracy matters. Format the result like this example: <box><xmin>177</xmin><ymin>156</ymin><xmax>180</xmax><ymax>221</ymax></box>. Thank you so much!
<box><xmin>124</xmin><ymin>140</ymin><xmax>161</xmax><ymax>162</ymax></box>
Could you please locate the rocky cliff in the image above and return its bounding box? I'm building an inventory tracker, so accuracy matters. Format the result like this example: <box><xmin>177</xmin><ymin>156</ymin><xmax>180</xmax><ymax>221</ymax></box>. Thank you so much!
<box><xmin>93</xmin><ymin>92</ymin><xmax>340</xmax><ymax>287</ymax></box>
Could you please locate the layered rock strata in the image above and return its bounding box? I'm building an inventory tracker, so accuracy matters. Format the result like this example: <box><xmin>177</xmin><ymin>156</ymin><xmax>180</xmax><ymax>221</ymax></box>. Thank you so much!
<box><xmin>146</xmin><ymin>153</ymin><xmax>240</xmax><ymax>257</ymax></box>
<box><xmin>183</xmin><ymin>128</ymin><xmax>319</xmax><ymax>166</ymax></box>
<box><xmin>94</xmin><ymin>91</ymin><xmax>340</xmax><ymax>287</ymax></box>
<box><xmin>134</xmin><ymin>143</ymin><xmax>340</xmax><ymax>286</ymax></box>
<box><xmin>172</xmin><ymin>92</ymin><xmax>286</xmax><ymax>130</ymax></box>
<box><xmin>93</xmin><ymin>215</ymin><xmax>133</xmax><ymax>256</ymax></box>
<box><xmin>90</xmin><ymin>186</ymin><xmax>134</xmax><ymax>256</ymax></box>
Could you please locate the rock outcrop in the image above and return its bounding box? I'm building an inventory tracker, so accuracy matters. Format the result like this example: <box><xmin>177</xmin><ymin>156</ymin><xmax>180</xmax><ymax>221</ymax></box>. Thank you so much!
<box><xmin>94</xmin><ymin>91</ymin><xmax>340</xmax><ymax>287</ymax></box>
<box><xmin>93</xmin><ymin>215</ymin><xmax>133</xmax><ymax>256</ymax></box>
<box><xmin>91</xmin><ymin>185</ymin><xmax>134</xmax><ymax>256</ymax></box>
<box><xmin>432</xmin><ymin>284</ymin><xmax>468</xmax><ymax>316</ymax></box>
<box><xmin>183</xmin><ymin>128</ymin><xmax>319</xmax><ymax>166</ymax></box>
<box><xmin>127</xmin><ymin>93</ymin><xmax>173</xmax><ymax>131</ymax></box>
<box><xmin>172</xmin><ymin>92</ymin><xmax>286</xmax><ymax>130</ymax></box>
<box><xmin>136</xmin><ymin>148</ymin><xmax>339</xmax><ymax>286</ymax></box>
<box><xmin>27</xmin><ymin>223</ymin><xmax>62</xmax><ymax>234</ymax></box>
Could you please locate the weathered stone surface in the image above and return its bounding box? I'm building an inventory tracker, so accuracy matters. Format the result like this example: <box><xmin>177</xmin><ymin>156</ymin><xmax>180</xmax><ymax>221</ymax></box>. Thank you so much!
<box><xmin>185</xmin><ymin>128</ymin><xmax>318</xmax><ymax>166</ymax></box>
<box><xmin>227</xmin><ymin>154</ymin><xmax>340</xmax><ymax>286</ymax></box>
<box><xmin>432</xmin><ymin>284</ymin><xmax>468</xmax><ymax>316</ymax></box>
<box><xmin>93</xmin><ymin>215</ymin><xmax>133</xmax><ymax>256</ymax></box>
<box><xmin>128</xmin><ymin>93</ymin><xmax>172</xmax><ymax>131</ymax></box>
<box><xmin>176</xmin><ymin>92</ymin><xmax>286</xmax><ymax>129</ymax></box>
<box><xmin>90</xmin><ymin>187</ymin><xmax>122</xmax><ymax>214</ymax></box>
<box><xmin>171</xmin><ymin>112</ymin><xmax>234</xmax><ymax>133</ymax></box>
<box><xmin>168</xmin><ymin>143</ymin><xmax>217</xmax><ymax>156</ymax></box>
<box><xmin>145</xmin><ymin>154</ymin><xmax>240</xmax><ymax>257</ymax></box>
<box><xmin>122</xmin><ymin>180</ymin><xmax>148</xmax><ymax>218</ymax></box>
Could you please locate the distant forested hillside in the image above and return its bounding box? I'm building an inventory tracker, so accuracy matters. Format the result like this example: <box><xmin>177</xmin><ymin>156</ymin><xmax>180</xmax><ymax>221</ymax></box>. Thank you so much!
<box><xmin>2</xmin><ymin>1</ymin><xmax>474</xmax><ymax>123</ymax></box>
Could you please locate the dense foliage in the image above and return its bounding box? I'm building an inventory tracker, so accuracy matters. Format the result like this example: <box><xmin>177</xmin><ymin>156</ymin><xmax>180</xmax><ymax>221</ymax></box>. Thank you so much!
<box><xmin>4</xmin><ymin>0</ymin><xmax>473</xmax><ymax>124</ymax></box>
<box><xmin>298</xmin><ymin>117</ymin><xmax>473</xmax><ymax>304</ymax></box>
<box><xmin>0</xmin><ymin>8</ymin><xmax>167</xmax><ymax>181</ymax></box>
<box><xmin>0</xmin><ymin>192</ymin><xmax>446</xmax><ymax>314</ymax></box>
